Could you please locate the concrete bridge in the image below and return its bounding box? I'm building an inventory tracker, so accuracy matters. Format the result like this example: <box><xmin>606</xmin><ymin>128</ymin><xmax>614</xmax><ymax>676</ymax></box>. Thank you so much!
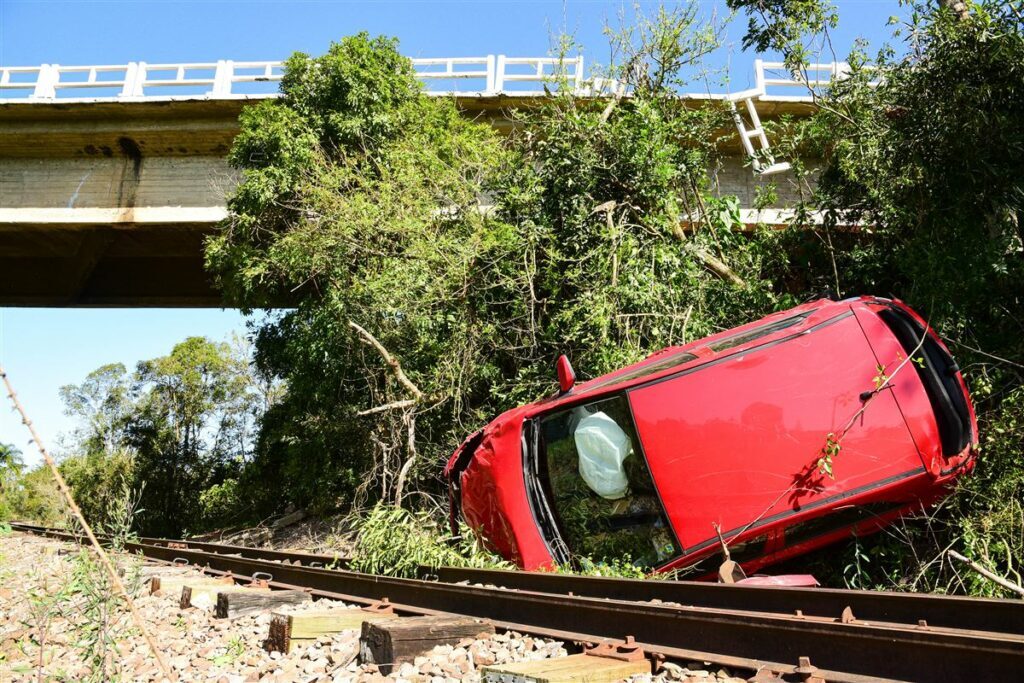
<box><xmin>0</xmin><ymin>57</ymin><xmax>824</xmax><ymax>306</ymax></box>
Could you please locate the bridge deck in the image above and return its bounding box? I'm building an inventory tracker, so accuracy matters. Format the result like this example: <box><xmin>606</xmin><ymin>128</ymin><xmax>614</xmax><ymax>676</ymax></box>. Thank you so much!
<box><xmin>0</xmin><ymin>84</ymin><xmax>815</xmax><ymax>306</ymax></box>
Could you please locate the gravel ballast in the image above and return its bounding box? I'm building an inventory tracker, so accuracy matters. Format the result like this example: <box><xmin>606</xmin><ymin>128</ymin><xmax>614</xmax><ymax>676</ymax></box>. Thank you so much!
<box><xmin>0</xmin><ymin>532</ymin><xmax>738</xmax><ymax>682</ymax></box>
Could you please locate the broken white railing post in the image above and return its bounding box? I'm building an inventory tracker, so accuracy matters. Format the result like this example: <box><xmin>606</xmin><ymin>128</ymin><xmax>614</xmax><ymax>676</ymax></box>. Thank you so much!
<box><xmin>494</xmin><ymin>54</ymin><xmax>506</xmax><ymax>93</ymax></box>
<box><xmin>123</xmin><ymin>61</ymin><xmax>147</xmax><ymax>97</ymax></box>
<box><xmin>573</xmin><ymin>55</ymin><xmax>585</xmax><ymax>93</ymax></box>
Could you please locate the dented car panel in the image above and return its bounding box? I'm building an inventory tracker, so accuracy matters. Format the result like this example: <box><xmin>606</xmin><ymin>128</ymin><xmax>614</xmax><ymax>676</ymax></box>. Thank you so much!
<box><xmin>447</xmin><ymin>297</ymin><xmax>978</xmax><ymax>574</ymax></box>
<box><xmin>445</xmin><ymin>409</ymin><xmax>553</xmax><ymax>569</ymax></box>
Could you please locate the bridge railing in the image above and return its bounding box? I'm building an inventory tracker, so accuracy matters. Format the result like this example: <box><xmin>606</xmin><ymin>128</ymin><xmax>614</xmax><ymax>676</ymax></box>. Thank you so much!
<box><xmin>1</xmin><ymin>57</ymin><xmax>867</xmax><ymax>175</ymax></box>
<box><xmin>0</xmin><ymin>57</ymin><xmax>867</xmax><ymax>102</ymax></box>
<box><xmin>0</xmin><ymin>56</ymin><xmax>588</xmax><ymax>101</ymax></box>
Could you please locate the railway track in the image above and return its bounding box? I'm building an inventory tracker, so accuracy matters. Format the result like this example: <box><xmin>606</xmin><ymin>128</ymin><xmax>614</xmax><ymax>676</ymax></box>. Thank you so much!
<box><xmin>11</xmin><ymin>521</ymin><xmax>1024</xmax><ymax>682</ymax></box>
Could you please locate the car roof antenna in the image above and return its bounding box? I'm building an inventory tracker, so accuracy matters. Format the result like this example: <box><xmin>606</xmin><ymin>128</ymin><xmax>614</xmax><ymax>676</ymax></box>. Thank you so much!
<box><xmin>713</xmin><ymin>522</ymin><xmax>748</xmax><ymax>584</ymax></box>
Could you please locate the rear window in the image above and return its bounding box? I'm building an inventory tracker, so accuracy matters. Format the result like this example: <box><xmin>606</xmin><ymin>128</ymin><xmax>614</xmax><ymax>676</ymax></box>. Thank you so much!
<box><xmin>708</xmin><ymin>312</ymin><xmax>811</xmax><ymax>352</ymax></box>
<box><xmin>877</xmin><ymin>307</ymin><xmax>972</xmax><ymax>456</ymax></box>
<box><xmin>536</xmin><ymin>395</ymin><xmax>679</xmax><ymax>568</ymax></box>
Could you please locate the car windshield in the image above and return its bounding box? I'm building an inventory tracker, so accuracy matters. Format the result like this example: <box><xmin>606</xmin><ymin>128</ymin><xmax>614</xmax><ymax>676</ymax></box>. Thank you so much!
<box><xmin>534</xmin><ymin>395</ymin><xmax>679</xmax><ymax>568</ymax></box>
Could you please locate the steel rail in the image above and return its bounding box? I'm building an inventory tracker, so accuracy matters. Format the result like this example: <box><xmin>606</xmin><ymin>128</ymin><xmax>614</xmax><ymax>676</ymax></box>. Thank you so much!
<box><xmin>13</xmin><ymin>524</ymin><xmax>1022</xmax><ymax>682</ymax></box>
<box><xmin>140</xmin><ymin>536</ymin><xmax>349</xmax><ymax>569</ymax></box>
<box><xmin>11</xmin><ymin>522</ymin><xmax>348</xmax><ymax>565</ymax></box>
<box><xmin>430</xmin><ymin>565</ymin><xmax>1024</xmax><ymax>637</ymax></box>
<box><xmin>12</xmin><ymin>521</ymin><xmax>1023</xmax><ymax>636</ymax></box>
<box><xmin>124</xmin><ymin>541</ymin><xmax>1024</xmax><ymax>683</ymax></box>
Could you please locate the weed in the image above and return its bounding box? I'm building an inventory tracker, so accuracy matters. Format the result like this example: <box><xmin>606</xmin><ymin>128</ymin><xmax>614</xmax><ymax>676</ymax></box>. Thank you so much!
<box><xmin>57</xmin><ymin>477</ymin><xmax>144</xmax><ymax>682</ymax></box>
<box><xmin>213</xmin><ymin>636</ymin><xmax>246</xmax><ymax>665</ymax></box>
<box><xmin>350</xmin><ymin>503</ymin><xmax>512</xmax><ymax>577</ymax></box>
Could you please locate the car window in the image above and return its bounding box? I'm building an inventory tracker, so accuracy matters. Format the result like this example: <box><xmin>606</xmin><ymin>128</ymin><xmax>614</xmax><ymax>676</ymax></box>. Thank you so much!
<box><xmin>579</xmin><ymin>350</ymin><xmax>698</xmax><ymax>392</ymax></box>
<box><xmin>708</xmin><ymin>312</ymin><xmax>811</xmax><ymax>353</ymax></box>
<box><xmin>537</xmin><ymin>395</ymin><xmax>678</xmax><ymax>568</ymax></box>
<box><xmin>782</xmin><ymin>502</ymin><xmax>897</xmax><ymax>548</ymax></box>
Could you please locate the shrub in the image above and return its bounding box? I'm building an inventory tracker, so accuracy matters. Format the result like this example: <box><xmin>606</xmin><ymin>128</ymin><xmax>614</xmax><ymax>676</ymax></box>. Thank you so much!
<box><xmin>349</xmin><ymin>503</ymin><xmax>512</xmax><ymax>577</ymax></box>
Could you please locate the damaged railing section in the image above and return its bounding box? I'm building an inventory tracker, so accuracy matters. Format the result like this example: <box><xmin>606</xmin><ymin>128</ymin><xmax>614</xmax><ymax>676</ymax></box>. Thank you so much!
<box><xmin>727</xmin><ymin>60</ymin><xmax>879</xmax><ymax>175</ymax></box>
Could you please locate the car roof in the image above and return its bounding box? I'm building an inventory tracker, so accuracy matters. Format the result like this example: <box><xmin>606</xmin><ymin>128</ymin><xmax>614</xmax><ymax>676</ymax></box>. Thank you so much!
<box><xmin>539</xmin><ymin>297</ymin><xmax>867</xmax><ymax>412</ymax></box>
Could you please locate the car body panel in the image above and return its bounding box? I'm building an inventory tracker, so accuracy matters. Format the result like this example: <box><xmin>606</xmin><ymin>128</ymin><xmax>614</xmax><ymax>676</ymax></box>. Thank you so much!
<box><xmin>446</xmin><ymin>296</ymin><xmax>978</xmax><ymax>575</ymax></box>
<box><xmin>627</xmin><ymin>310</ymin><xmax>926</xmax><ymax>554</ymax></box>
<box><xmin>852</xmin><ymin>305</ymin><xmax>944</xmax><ymax>474</ymax></box>
<box><xmin>853</xmin><ymin>302</ymin><xmax>977</xmax><ymax>478</ymax></box>
<box><xmin>448</xmin><ymin>409</ymin><xmax>552</xmax><ymax>569</ymax></box>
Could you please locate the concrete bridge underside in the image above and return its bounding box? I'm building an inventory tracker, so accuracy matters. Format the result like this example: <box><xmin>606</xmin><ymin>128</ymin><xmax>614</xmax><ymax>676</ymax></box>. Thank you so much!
<box><xmin>1</xmin><ymin>99</ymin><xmax>243</xmax><ymax>306</ymax></box>
<box><xmin>0</xmin><ymin>97</ymin><xmax>809</xmax><ymax>307</ymax></box>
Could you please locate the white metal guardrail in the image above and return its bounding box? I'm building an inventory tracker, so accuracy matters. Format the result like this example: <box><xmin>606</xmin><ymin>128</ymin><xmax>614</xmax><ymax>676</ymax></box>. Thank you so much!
<box><xmin>0</xmin><ymin>57</ymin><xmax>862</xmax><ymax>174</ymax></box>
<box><xmin>724</xmin><ymin>59</ymin><xmax>873</xmax><ymax>175</ymax></box>
<box><xmin>0</xmin><ymin>56</ymin><xmax>588</xmax><ymax>100</ymax></box>
<box><xmin>0</xmin><ymin>56</ymin><xmax>853</xmax><ymax>102</ymax></box>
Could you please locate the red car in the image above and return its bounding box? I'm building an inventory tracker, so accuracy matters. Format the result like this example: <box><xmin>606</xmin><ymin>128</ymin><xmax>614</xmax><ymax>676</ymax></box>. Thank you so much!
<box><xmin>445</xmin><ymin>297</ymin><xmax>977</xmax><ymax>575</ymax></box>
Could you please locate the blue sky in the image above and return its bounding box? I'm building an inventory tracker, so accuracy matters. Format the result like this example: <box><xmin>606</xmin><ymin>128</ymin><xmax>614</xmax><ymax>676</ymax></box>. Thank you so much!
<box><xmin>0</xmin><ymin>0</ymin><xmax>902</xmax><ymax>464</ymax></box>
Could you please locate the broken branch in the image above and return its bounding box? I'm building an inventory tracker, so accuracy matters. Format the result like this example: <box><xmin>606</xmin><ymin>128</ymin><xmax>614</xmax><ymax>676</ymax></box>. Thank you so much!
<box><xmin>349</xmin><ymin>321</ymin><xmax>424</xmax><ymax>400</ymax></box>
<box><xmin>687</xmin><ymin>245</ymin><xmax>747</xmax><ymax>287</ymax></box>
<box><xmin>357</xmin><ymin>399</ymin><xmax>418</xmax><ymax>417</ymax></box>
<box><xmin>948</xmin><ymin>549</ymin><xmax>1024</xmax><ymax>597</ymax></box>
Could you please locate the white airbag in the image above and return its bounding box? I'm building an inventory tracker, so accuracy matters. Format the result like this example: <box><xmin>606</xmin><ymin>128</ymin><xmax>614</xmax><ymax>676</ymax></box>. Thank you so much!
<box><xmin>574</xmin><ymin>411</ymin><xmax>632</xmax><ymax>499</ymax></box>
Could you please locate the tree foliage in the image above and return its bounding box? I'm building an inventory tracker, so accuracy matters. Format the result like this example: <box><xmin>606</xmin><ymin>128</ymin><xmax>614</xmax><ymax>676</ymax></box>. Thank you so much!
<box><xmin>206</xmin><ymin>32</ymin><xmax>506</xmax><ymax>513</ymax></box>
<box><xmin>728</xmin><ymin>0</ymin><xmax>839</xmax><ymax>69</ymax></box>
<box><xmin>206</xmin><ymin>19</ymin><xmax>792</xmax><ymax>520</ymax></box>
<box><xmin>127</xmin><ymin>337</ymin><xmax>258</xmax><ymax>534</ymax></box>
<box><xmin>6</xmin><ymin>337</ymin><xmax>259</xmax><ymax>536</ymax></box>
<box><xmin>1</xmin><ymin>443</ymin><xmax>64</xmax><ymax>525</ymax></box>
<box><xmin>0</xmin><ymin>442</ymin><xmax>25</xmax><ymax>520</ymax></box>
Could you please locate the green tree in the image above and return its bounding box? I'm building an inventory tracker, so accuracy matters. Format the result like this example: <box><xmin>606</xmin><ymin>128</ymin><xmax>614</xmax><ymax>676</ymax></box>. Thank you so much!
<box><xmin>1</xmin><ymin>466</ymin><xmax>63</xmax><ymax>525</ymax></box>
<box><xmin>127</xmin><ymin>337</ymin><xmax>256</xmax><ymax>535</ymax></box>
<box><xmin>59</xmin><ymin>363</ymin><xmax>134</xmax><ymax>454</ymax></box>
<box><xmin>206</xmin><ymin>32</ymin><xmax>507</xmax><ymax>512</ymax></box>
<box><xmin>1</xmin><ymin>445</ymin><xmax>64</xmax><ymax>525</ymax></box>
<box><xmin>0</xmin><ymin>443</ymin><xmax>24</xmax><ymax>520</ymax></box>
<box><xmin>60</xmin><ymin>450</ymin><xmax>136</xmax><ymax>530</ymax></box>
<box><xmin>206</xmin><ymin>16</ymin><xmax>791</xmax><ymax>531</ymax></box>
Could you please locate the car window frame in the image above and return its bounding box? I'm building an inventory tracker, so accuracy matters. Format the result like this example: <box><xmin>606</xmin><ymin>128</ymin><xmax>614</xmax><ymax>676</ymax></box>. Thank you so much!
<box><xmin>574</xmin><ymin>349</ymin><xmax>699</xmax><ymax>395</ymax></box>
<box><xmin>705</xmin><ymin>311</ymin><xmax>812</xmax><ymax>353</ymax></box>
<box><xmin>525</xmin><ymin>391</ymin><xmax>684</xmax><ymax>569</ymax></box>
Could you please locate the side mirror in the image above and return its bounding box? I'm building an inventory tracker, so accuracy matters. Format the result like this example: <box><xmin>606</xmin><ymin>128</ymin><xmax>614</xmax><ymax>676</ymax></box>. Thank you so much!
<box><xmin>556</xmin><ymin>354</ymin><xmax>576</xmax><ymax>394</ymax></box>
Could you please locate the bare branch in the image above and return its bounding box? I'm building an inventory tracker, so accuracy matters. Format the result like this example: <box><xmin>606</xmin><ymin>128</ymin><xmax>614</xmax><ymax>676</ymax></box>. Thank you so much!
<box><xmin>394</xmin><ymin>412</ymin><xmax>417</xmax><ymax>506</ymax></box>
<box><xmin>349</xmin><ymin>320</ymin><xmax>424</xmax><ymax>400</ymax></box>
<box><xmin>357</xmin><ymin>399</ymin><xmax>418</xmax><ymax>417</ymax></box>
<box><xmin>687</xmin><ymin>245</ymin><xmax>747</xmax><ymax>287</ymax></box>
<box><xmin>948</xmin><ymin>550</ymin><xmax>1024</xmax><ymax>597</ymax></box>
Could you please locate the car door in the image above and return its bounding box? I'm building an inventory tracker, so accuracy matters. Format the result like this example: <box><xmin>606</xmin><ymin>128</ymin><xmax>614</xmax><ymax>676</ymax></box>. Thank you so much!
<box><xmin>626</xmin><ymin>310</ymin><xmax>928</xmax><ymax>554</ymax></box>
